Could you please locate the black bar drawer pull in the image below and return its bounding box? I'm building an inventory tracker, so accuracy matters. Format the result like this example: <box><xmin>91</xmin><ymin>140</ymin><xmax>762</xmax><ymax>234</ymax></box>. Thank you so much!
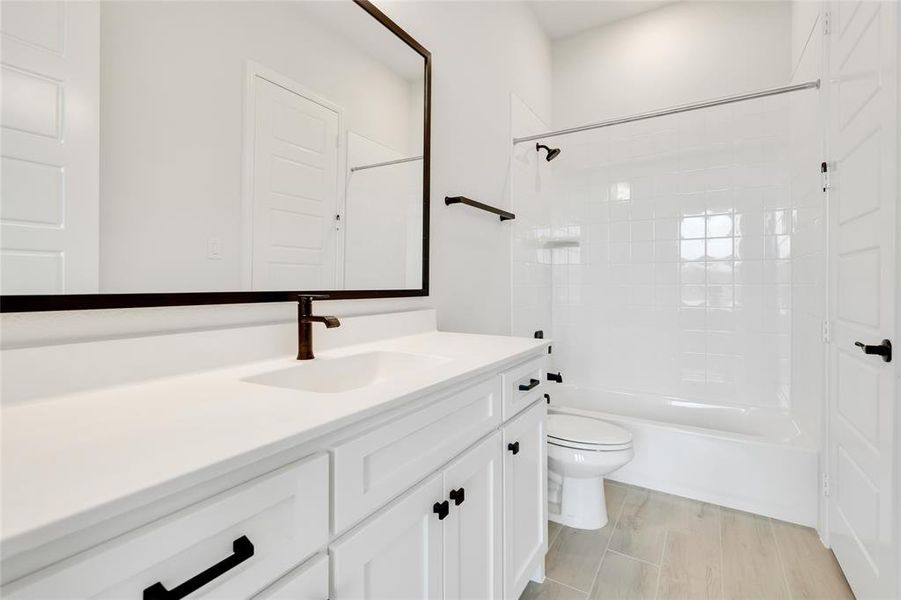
<box><xmin>547</xmin><ymin>372</ymin><xmax>563</xmax><ymax>383</ymax></box>
<box><xmin>449</xmin><ymin>487</ymin><xmax>465</xmax><ymax>506</ymax></box>
<box><xmin>434</xmin><ymin>500</ymin><xmax>450</xmax><ymax>520</ymax></box>
<box><xmin>508</xmin><ymin>441</ymin><xmax>520</xmax><ymax>455</ymax></box>
<box><xmin>855</xmin><ymin>339</ymin><xmax>892</xmax><ymax>362</ymax></box>
<box><xmin>143</xmin><ymin>536</ymin><xmax>254</xmax><ymax>600</ymax></box>
<box><xmin>518</xmin><ymin>378</ymin><xmax>540</xmax><ymax>391</ymax></box>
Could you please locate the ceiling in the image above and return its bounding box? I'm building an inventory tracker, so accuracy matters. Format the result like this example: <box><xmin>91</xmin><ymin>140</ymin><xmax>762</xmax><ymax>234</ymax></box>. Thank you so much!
<box><xmin>527</xmin><ymin>1</ymin><xmax>673</xmax><ymax>40</ymax></box>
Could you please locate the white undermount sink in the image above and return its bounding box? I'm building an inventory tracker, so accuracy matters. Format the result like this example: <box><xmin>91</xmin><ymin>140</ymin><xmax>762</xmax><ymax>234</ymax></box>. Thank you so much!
<box><xmin>244</xmin><ymin>350</ymin><xmax>451</xmax><ymax>394</ymax></box>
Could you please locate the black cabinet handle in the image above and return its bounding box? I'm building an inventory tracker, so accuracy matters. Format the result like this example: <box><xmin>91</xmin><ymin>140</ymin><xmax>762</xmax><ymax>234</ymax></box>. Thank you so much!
<box><xmin>518</xmin><ymin>378</ymin><xmax>540</xmax><ymax>391</ymax></box>
<box><xmin>449</xmin><ymin>487</ymin><xmax>465</xmax><ymax>506</ymax></box>
<box><xmin>855</xmin><ymin>339</ymin><xmax>892</xmax><ymax>362</ymax></box>
<box><xmin>434</xmin><ymin>500</ymin><xmax>450</xmax><ymax>520</ymax></box>
<box><xmin>547</xmin><ymin>372</ymin><xmax>563</xmax><ymax>383</ymax></box>
<box><xmin>507</xmin><ymin>441</ymin><xmax>520</xmax><ymax>455</ymax></box>
<box><xmin>143</xmin><ymin>536</ymin><xmax>254</xmax><ymax>600</ymax></box>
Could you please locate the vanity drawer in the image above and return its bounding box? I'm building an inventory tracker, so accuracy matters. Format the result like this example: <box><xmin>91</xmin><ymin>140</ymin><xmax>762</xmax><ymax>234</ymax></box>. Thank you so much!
<box><xmin>502</xmin><ymin>355</ymin><xmax>547</xmax><ymax>419</ymax></box>
<box><xmin>252</xmin><ymin>553</ymin><xmax>328</xmax><ymax>600</ymax></box>
<box><xmin>332</xmin><ymin>376</ymin><xmax>501</xmax><ymax>534</ymax></box>
<box><xmin>5</xmin><ymin>453</ymin><xmax>329</xmax><ymax>600</ymax></box>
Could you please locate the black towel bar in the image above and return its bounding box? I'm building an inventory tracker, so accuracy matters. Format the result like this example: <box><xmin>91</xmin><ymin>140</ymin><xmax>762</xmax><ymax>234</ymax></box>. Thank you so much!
<box><xmin>445</xmin><ymin>196</ymin><xmax>515</xmax><ymax>221</ymax></box>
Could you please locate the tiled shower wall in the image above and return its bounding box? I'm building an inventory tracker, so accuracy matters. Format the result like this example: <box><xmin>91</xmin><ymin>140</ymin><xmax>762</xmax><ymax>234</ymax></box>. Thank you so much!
<box><xmin>517</xmin><ymin>94</ymin><xmax>816</xmax><ymax>410</ymax></box>
<box><xmin>788</xmin><ymin>4</ymin><xmax>826</xmax><ymax>440</ymax></box>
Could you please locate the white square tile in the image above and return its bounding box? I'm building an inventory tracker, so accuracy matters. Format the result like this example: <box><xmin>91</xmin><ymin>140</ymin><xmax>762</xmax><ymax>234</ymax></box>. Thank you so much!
<box><xmin>680</xmin><ymin>216</ymin><xmax>706</xmax><ymax>239</ymax></box>
<box><xmin>707</xmin><ymin>214</ymin><xmax>734</xmax><ymax>237</ymax></box>
<box><xmin>680</xmin><ymin>239</ymin><xmax>706</xmax><ymax>261</ymax></box>
<box><xmin>631</xmin><ymin>220</ymin><xmax>655</xmax><ymax>242</ymax></box>
<box><xmin>706</xmin><ymin>238</ymin><xmax>734</xmax><ymax>260</ymax></box>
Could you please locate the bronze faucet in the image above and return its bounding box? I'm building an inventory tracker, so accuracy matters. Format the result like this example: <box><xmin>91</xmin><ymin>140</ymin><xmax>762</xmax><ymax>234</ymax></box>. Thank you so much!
<box><xmin>297</xmin><ymin>295</ymin><xmax>341</xmax><ymax>360</ymax></box>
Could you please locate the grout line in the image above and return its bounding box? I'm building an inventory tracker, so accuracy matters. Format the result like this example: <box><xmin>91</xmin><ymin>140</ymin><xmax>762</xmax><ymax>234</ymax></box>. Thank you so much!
<box><xmin>584</xmin><ymin>484</ymin><xmax>630</xmax><ymax>598</ymax></box>
<box><xmin>768</xmin><ymin>518</ymin><xmax>795</xmax><ymax>600</ymax></box>
<box><xmin>653</xmin><ymin>530</ymin><xmax>668</xmax><ymax>600</ymax></box>
<box><xmin>607</xmin><ymin>548</ymin><xmax>663</xmax><ymax>569</ymax></box>
<box><xmin>545</xmin><ymin>576</ymin><xmax>590</xmax><ymax>596</ymax></box>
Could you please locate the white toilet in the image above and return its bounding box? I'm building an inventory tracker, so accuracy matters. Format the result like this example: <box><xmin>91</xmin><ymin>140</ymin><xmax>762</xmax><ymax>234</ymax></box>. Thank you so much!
<box><xmin>546</xmin><ymin>413</ymin><xmax>634</xmax><ymax>530</ymax></box>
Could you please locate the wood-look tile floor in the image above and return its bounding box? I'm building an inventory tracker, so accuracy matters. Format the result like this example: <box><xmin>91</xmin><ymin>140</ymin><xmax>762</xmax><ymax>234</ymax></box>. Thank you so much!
<box><xmin>522</xmin><ymin>481</ymin><xmax>855</xmax><ymax>600</ymax></box>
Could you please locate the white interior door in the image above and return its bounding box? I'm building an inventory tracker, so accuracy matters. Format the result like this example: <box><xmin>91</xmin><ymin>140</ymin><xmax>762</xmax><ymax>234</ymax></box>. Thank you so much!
<box><xmin>444</xmin><ymin>432</ymin><xmax>503</xmax><ymax>600</ymax></box>
<box><xmin>826</xmin><ymin>2</ymin><xmax>898</xmax><ymax>598</ymax></box>
<box><xmin>249</xmin><ymin>74</ymin><xmax>339</xmax><ymax>291</ymax></box>
<box><xmin>0</xmin><ymin>1</ymin><xmax>99</xmax><ymax>294</ymax></box>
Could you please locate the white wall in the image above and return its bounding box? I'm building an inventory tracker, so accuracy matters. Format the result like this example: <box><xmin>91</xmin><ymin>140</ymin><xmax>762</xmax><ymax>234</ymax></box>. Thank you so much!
<box><xmin>370</xmin><ymin>0</ymin><xmax>553</xmax><ymax>336</ymax></box>
<box><xmin>99</xmin><ymin>1</ymin><xmax>417</xmax><ymax>293</ymax></box>
<box><xmin>1</xmin><ymin>2</ymin><xmax>551</xmax><ymax>354</ymax></box>
<box><xmin>552</xmin><ymin>1</ymin><xmax>792</xmax><ymax>128</ymax></box>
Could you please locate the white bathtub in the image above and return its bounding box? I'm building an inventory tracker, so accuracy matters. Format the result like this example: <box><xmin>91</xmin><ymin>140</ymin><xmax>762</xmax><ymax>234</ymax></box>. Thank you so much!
<box><xmin>550</xmin><ymin>385</ymin><xmax>819</xmax><ymax>527</ymax></box>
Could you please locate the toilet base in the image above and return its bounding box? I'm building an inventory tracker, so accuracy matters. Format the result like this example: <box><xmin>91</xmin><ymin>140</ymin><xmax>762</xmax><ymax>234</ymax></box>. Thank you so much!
<box><xmin>548</xmin><ymin>475</ymin><xmax>609</xmax><ymax>530</ymax></box>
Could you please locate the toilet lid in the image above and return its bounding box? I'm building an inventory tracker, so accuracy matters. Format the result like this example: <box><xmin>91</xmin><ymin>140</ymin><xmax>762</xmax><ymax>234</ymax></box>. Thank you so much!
<box><xmin>547</xmin><ymin>414</ymin><xmax>632</xmax><ymax>446</ymax></box>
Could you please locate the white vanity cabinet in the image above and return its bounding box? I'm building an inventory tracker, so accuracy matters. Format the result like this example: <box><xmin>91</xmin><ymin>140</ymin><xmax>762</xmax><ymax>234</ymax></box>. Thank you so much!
<box><xmin>252</xmin><ymin>554</ymin><xmax>328</xmax><ymax>600</ymax></box>
<box><xmin>1</xmin><ymin>346</ymin><xmax>548</xmax><ymax>600</ymax></box>
<box><xmin>330</xmin><ymin>432</ymin><xmax>504</xmax><ymax>600</ymax></box>
<box><xmin>330</xmin><ymin>376</ymin><xmax>502</xmax><ymax>535</ymax></box>
<box><xmin>3</xmin><ymin>453</ymin><xmax>329</xmax><ymax>599</ymax></box>
<box><xmin>503</xmin><ymin>400</ymin><xmax>548</xmax><ymax>598</ymax></box>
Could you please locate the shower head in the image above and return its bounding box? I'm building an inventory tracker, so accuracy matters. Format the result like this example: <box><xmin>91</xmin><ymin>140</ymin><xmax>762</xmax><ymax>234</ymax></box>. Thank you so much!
<box><xmin>536</xmin><ymin>142</ymin><xmax>561</xmax><ymax>162</ymax></box>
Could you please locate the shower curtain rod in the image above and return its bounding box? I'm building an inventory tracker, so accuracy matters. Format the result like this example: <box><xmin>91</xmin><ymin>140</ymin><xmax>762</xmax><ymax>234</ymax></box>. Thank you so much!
<box><xmin>350</xmin><ymin>155</ymin><xmax>423</xmax><ymax>172</ymax></box>
<box><xmin>512</xmin><ymin>79</ymin><xmax>820</xmax><ymax>145</ymax></box>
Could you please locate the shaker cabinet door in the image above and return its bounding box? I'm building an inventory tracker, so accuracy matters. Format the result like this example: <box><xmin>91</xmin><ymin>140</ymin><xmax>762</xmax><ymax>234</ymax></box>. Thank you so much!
<box><xmin>443</xmin><ymin>432</ymin><xmax>503</xmax><ymax>600</ymax></box>
<box><xmin>503</xmin><ymin>401</ymin><xmax>547</xmax><ymax>600</ymax></box>
<box><xmin>331</xmin><ymin>474</ymin><xmax>443</xmax><ymax>600</ymax></box>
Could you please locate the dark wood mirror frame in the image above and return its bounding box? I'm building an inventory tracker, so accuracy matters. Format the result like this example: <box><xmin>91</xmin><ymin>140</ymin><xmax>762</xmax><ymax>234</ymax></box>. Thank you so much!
<box><xmin>0</xmin><ymin>0</ymin><xmax>430</xmax><ymax>313</ymax></box>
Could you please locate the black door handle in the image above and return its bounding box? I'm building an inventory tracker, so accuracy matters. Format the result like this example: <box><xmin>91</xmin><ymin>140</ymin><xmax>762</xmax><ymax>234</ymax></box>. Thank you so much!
<box><xmin>449</xmin><ymin>487</ymin><xmax>465</xmax><ymax>506</ymax></box>
<box><xmin>143</xmin><ymin>536</ymin><xmax>254</xmax><ymax>600</ymax></box>
<box><xmin>854</xmin><ymin>339</ymin><xmax>892</xmax><ymax>362</ymax></box>
<box><xmin>433</xmin><ymin>500</ymin><xmax>450</xmax><ymax>520</ymax></box>
<box><xmin>547</xmin><ymin>372</ymin><xmax>563</xmax><ymax>383</ymax></box>
<box><xmin>507</xmin><ymin>441</ymin><xmax>520</xmax><ymax>455</ymax></box>
<box><xmin>518</xmin><ymin>378</ymin><xmax>540</xmax><ymax>391</ymax></box>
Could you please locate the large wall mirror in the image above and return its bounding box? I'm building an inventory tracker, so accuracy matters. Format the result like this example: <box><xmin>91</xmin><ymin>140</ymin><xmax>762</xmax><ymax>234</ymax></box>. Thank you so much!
<box><xmin>0</xmin><ymin>0</ymin><xmax>430</xmax><ymax>311</ymax></box>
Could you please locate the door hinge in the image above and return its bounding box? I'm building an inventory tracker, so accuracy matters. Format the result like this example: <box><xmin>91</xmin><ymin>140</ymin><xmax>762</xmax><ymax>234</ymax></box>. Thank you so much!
<box><xmin>821</xmin><ymin>161</ymin><xmax>831</xmax><ymax>192</ymax></box>
<box><xmin>822</xmin><ymin>319</ymin><xmax>831</xmax><ymax>343</ymax></box>
<box><xmin>822</xmin><ymin>473</ymin><xmax>831</xmax><ymax>497</ymax></box>
<box><xmin>823</xmin><ymin>10</ymin><xmax>832</xmax><ymax>36</ymax></box>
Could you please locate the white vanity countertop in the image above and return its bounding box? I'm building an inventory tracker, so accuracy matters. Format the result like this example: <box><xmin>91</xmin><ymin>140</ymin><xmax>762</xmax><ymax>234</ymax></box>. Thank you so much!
<box><xmin>1</xmin><ymin>327</ymin><xmax>547</xmax><ymax>555</ymax></box>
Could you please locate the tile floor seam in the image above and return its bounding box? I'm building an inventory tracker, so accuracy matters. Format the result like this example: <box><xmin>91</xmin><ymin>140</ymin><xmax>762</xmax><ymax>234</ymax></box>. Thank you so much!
<box><xmin>606</xmin><ymin>547</ymin><xmax>661</xmax><ymax>569</ymax></box>
<box><xmin>768</xmin><ymin>518</ymin><xmax>795</xmax><ymax>600</ymax></box>
<box><xmin>585</xmin><ymin>485</ymin><xmax>630</xmax><ymax>598</ymax></box>
<box><xmin>545</xmin><ymin>576</ymin><xmax>591</xmax><ymax>596</ymax></box>
<box><xmin>653</xmin><ymin>530</ymin><xmax>668</xmax><ymax>599</ymax></box>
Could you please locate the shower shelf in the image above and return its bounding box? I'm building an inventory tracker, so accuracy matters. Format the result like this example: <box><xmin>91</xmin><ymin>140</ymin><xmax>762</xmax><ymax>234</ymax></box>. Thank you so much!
<box><xmin>540</xmin><ymin>238</ymin><xmax>580</xmax><ymax>248</ymax></box>
<box><xmin>445</xmin><ymin>196</ymin><xmax>515</xmax><ymax>221</ymax></box>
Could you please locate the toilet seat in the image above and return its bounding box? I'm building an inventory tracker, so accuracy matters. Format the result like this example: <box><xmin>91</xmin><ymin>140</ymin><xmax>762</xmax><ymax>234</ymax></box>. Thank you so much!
<box><xmin>547</xmin><ymin>414</ymin><xmax>633</xmax><ymax>452</ymax></box>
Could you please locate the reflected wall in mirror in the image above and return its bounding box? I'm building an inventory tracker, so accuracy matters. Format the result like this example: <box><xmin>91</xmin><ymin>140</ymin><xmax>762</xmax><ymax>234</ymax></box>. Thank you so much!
<box><xmin>0</xmin><ymin>0</ymin><xmax>429</xmax><ymax>308</ymax></box>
